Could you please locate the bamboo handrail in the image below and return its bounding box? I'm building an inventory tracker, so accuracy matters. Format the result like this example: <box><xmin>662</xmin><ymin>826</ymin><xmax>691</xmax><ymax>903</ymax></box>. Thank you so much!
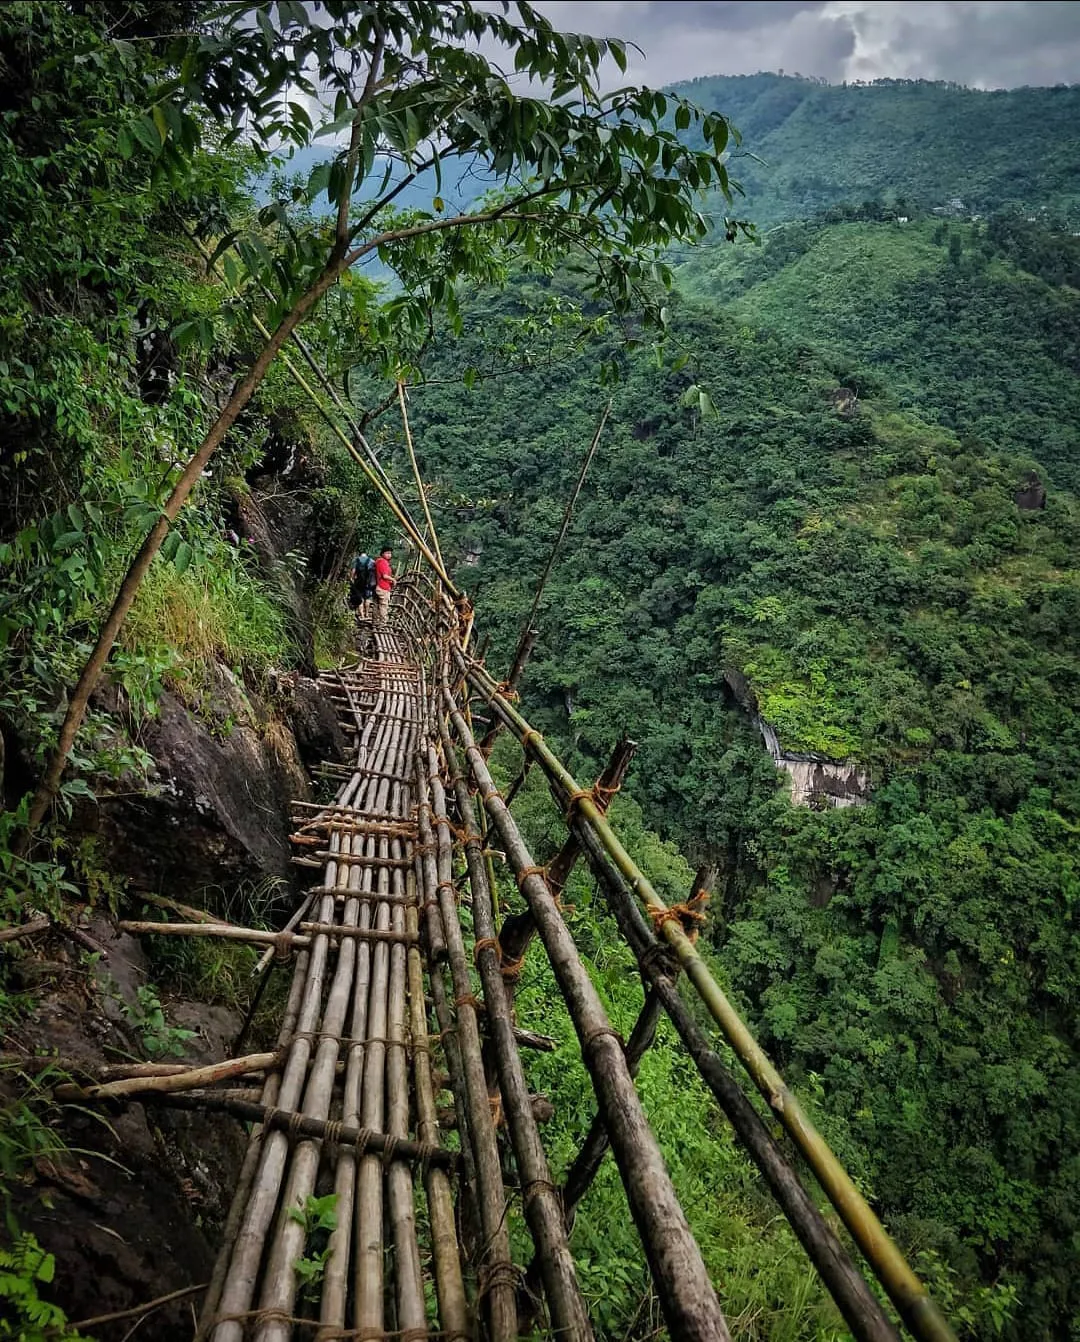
<box><xmin>457</xmin><ymin>647</ymin><xmax>957</xmax><ymax>1342</ymax></box>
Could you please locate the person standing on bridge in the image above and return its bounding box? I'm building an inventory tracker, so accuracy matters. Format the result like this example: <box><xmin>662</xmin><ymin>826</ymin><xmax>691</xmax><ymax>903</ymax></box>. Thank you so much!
<box><xmin>348</xmin><ymin>550</ymin><xmax>377</xmax><ymax>623</ymax></box>
<box><xmin>374</xmin><ymin>544</ymin><xmax>394</xmax><ymax>624</ymax></box>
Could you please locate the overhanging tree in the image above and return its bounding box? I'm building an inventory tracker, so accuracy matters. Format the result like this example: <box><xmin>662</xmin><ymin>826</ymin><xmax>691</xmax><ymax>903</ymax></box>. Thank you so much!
<box><xmin>23</xmin><ymin>0</ymin><xmax>744</xmax><ymax>837</ymax></box>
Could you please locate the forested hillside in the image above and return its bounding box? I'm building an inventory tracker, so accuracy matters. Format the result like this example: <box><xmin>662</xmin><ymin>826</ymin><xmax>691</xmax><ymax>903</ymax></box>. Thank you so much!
<box><xmin>399</xmin><ymin>219</ymin><xmax>1080</xmax><ymax>1339</ymax></box>
<box><xmin>677</xmin><ymin>73</ymin><xmax>1080</xmax><ymax>225</ymax></box>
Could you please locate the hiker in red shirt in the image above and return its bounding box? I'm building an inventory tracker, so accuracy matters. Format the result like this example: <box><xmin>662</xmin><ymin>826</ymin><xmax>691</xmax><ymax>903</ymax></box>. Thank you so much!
<box><xmin>374</xmin><ymin>545</ymin><xmax>394</xmax><ymax>624</ymax></box>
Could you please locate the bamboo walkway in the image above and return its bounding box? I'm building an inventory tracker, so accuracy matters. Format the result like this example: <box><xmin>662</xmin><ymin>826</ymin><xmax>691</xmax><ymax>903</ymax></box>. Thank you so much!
<box><xmin>92</xmin><ymin>575</ymin><xmax>958</xmax><ymax>1342</ymax></box>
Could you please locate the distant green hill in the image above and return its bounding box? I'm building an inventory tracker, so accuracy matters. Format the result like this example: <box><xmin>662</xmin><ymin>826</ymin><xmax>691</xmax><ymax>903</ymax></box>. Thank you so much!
<box><xmin>674</xmin><ymin>73</ymin><xmax>1080</xmax><ymax>227</ymax></box>
<box><xmin>680</xmin><ymin>212</ymin><xmax>1080</xmax><ymax>490</ymax></box>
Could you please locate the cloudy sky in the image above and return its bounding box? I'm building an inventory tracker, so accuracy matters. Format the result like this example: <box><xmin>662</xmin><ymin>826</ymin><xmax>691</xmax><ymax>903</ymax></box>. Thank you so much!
<box><xmin>531</xmin><ymin>1</ymin><xmax>1080</xmax><ymax>90</ymax></box>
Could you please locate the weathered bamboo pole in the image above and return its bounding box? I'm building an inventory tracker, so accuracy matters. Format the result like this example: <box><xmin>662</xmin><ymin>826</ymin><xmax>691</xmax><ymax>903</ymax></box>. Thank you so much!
<box><xmin>425</xmin><ymin>738</ymin><xmax>517</xmax><ymax>1341</ymax></box>
<box><xmin>438</xmin><ymin>709</ymin><xmax>592</xmax><ymax>1342</ymax></box>
<box><xmin>406</xmin><ymin>866</ymin><xmax>470</xmax><ymax>1342</ymax></box>
<box><xmin>54</xmin><ymin>1051</ymin><xmax>280</xmax><ymax>1102</ymax></box>
<box><xmin>398</xmin><ymin>380</ymin><xmax>445</xmax><ymax>572</ymax></box>
<box><xmin>117</xmin><ymin>920</ymin><xmax>415</xmax><ymax>947</ymax></box>
<box><xmin>197</xmin><ymin>943</ymin><xmax>311</xmax><ymax>1339</ymax></box>
<box><xmin>415</xmin><ymin>767</ymin><xmax>449</xmax><ymax>961</ymax></box>
<box><xmin>446</xmin><ymin>686</ymin><xmax>731</xmax><ymax>1342</ymax></box>
<box><xmin>150</xmin><ymin>1093</ymin><xmax>459</xmax><ymax>1169</ymax></box>
<box><xmin>462</xmin><ymin>650</ymin><xmax>956</xmax><ymax>1342</ymax></box>
<box><xmin>497</xmin><ymin>736</ymin><xmax>636</xmax><ymax>972</ymax></box>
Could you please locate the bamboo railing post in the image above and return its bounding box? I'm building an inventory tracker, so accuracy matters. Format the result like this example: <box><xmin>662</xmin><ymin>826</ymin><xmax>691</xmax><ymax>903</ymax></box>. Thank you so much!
<box><xmin>437</xmin><ymin>709</ymin><xmax>593</xmax><ymax>1342</ymax></box>
<box><xmin>445</xmin><ymin>687</ymin><xmax>731</xmax><ymax>1342</ymax></box>
<box><xmin>497</xmin><ymin>737</ymin><xmax>636</xmax><ymax>973</ymax></box>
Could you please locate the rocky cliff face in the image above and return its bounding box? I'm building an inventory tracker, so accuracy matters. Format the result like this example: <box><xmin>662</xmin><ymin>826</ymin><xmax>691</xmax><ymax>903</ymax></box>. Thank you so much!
<box><xmin>724</xmin><ymin>668</ymin><xmax>870</xmax><ymax>809</ymax></box>
<box><xmin>756</xmin><ymin>719</ymin><xmax>871</xmax><ymax>809</ymax></box>
<box><xmin>85</xmin><ymin>663</ymin><xmax>347</xmax><ymax>909</ymax></box>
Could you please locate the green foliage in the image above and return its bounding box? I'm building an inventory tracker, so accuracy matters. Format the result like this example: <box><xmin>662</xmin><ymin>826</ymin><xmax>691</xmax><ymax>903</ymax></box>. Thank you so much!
<box><xmin>115</xmin><ymin>983</ymin><xmax>196</xmax><ymax>1059</ymax></box>
<box><xmin>288</xmin><ymin>1192</ymin><xmax>338</xmax><ymax>1300</ymax></box>
<box><xmin>0</xmin><ymin>1231</ymin><xmax>85</xmax><ymax>1341</ymax></box>
<box><xmin>675</xmin><ymin>73</ymin><xmax>1080</xmax><ymax>227</ymax></box>
<box><xmin>686</xmin><ymin>216</ymin><xmax>1080</xmax><ymax>489</ymax></box>
<box><xmin>407</xmin><ymin>241</ymin><xmax>1080</xmax><ymax>1335</ymax></box>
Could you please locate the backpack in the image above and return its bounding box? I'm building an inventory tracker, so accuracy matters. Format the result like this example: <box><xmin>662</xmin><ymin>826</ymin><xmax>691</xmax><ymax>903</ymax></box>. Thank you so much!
<box><xmin>350</xmin><ymin>554</ymin><xmax>376</xmax><ymax>602</ymax></box>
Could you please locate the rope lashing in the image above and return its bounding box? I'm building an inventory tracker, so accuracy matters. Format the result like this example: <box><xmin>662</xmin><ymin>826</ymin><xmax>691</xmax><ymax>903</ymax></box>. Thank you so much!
<box><xmin>647</xmin><ymin>888</ymin><xmax>711</xmax><ymax>943</ymax></box>
<box><xmin>521</xmin><ymin>1177</ymin><xmax>560</xmax><ymax>1210</ymax></box>
<box><xmin>476</xmin><ymin>1259</ymin><xmax>522</xmax><ymax>1302</ymax></box>
<box><xmin>581</xmin><ymin>1025</ymin><xmax>626</xmax><ymax>1053</ymax></box>
<box><xmin>491</xmin><ymin>680</ymin><xmax>520</xmax><ymax>702</ymax></box>
<box><xmin>473</xmin><ymin>936</ymin><xmax>499</xmax><ymax>966</ymax></box>
<box><xmin>520</xmin><ymin>727</ymin><xmax>544</xmax><ymax>753</ymax></box>
<box><xmin>498</xmin><ymin>953</ymin><xmax>525</xmax><ymax>984</ymax></box>
<box><xmin>515</xmin><ymin>864</ymin><xmax>548</xmax><ymax>891</ymax></box>
<box><xmin>563</xmin><ymin>787</ymin><xmax>594</xmax><ymax>823</ymax></box>
<box><xmin>592</xmin><ymin>779</ymin><xmax>621</xmax><ymax>810</ymax></box>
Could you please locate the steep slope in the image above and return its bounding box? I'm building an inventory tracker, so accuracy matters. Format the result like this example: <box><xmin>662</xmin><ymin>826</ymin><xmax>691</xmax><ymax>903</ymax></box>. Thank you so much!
<box><xmin>398</xmin><ymin>272</ymin><xmax>1080</xmax><ymax>1338</ymax></box>
<box><xmin>678</xmin><ymin>73</ymin><xmax>1080</xmax><ymax>225</ymax></box>
<box><xmin>683</xmin><ymin>214</ymin><xmax>1080</xmax><ymax>490</ymax></box>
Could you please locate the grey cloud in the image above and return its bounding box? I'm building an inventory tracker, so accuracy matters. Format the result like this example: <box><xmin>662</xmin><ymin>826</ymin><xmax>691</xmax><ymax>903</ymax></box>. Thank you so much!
<box><xmin>532</xmin><ymin>1</ymin><xmax>1080</xmax><ymax>89</ymax></box>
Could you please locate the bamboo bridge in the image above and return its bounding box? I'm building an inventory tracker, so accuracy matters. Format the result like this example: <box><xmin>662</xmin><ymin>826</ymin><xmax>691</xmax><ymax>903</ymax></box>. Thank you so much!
<box><xmin>65</xmin><ymin>369</ymin><xmax>963</xmax><ymax>1341</ymax></box>
<box><xmin>86</xmin><ymin>567</ymin><xmax>958</xmax><ymax>1342</ymax></box>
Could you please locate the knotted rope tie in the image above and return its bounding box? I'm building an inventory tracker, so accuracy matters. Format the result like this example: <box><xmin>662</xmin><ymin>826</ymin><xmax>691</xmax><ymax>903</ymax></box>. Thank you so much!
<box><xmin>492</xmin><ymin>680</ymin><xmax>520</xmax><ymax>702</ymax></box>
<box><xmin>273</xmin><ymin>930</ymin><xmax>294</xmax><ymax>962</ymax></box>
<box><xmin>592</xmin><ymin>779</ymin><xmax>622</xmax><ymax>810</ymax></box>
<box><xmin>489</xmin><ymin>1093</ymin><xmax>503</xmax><ymax>1128</ymax></box>
<box><xmin>638</xmin><ymin>939</ymin><xmax>681</xmax><ymax>980</ymax></box>
<box><xmin>515</xmin><ymin>864</ymin><xmax>548</xmax><ymax>892</ymax></box>
<box><xmin>473</xmin><ymin>936</ymin><xmax>499</xmax><ymax>966</ymax></box>
<box><xmin>454</xmin><ymin>992</ymin><xmax>482</xmax><ymax>1013</ymax></box>
<box><xmin>499</xmin><ymin>952</ymin><xmax>525</xmax><ymax>984</ymax></box>
<box><xmin>519</xmin><ymin>727</ymin><xmax>544</xmax><ymax>753</ymax></box>
<box><xmin>647</xmin><ymin>889</ymin><xmax>711</xmax><ymax>943</ymax></box>
<box><xmin>521</xmin><ymin>1177</ymin><xmax>560</xmax><ymax>1210</ymax></box>
<box><xmin>477</xmin><ymin>1259</ymin><xmax>523</xmax><ymax>1302</ymax></box>
<box><xmin>564</xmin><ymin>787</ymin><xmax>594</xmax><ymax>823</ymax></box>
<box><xmin>582</xmin><ymin>1025</ymin><xmax>626</xmax><ymax>1054</ymax></box>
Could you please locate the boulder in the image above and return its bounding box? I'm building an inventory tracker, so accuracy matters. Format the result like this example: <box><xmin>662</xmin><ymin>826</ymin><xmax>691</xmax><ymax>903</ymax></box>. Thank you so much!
<box><xmin>1014</xmin><ymin>470</ymin><xmax>1047</xmax><ymax>511</ymax></box>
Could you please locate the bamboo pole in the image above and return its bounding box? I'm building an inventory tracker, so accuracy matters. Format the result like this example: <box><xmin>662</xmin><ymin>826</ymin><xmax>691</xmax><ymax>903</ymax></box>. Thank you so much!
<box><xmin>398</xmin><ymin>380</ymin><xmax>445</xmax><ymax>572</ymax></box>
<box><xmin>438</xmin><ymin>709</ymin><xmax>592</xmax><ymax>1342</ymax></box>
<box><xmin>424</xmin><ymin>738</ymin><xmax>517</xmax><ymax>1341</ymax></box>
<box><xmin>149</xmin><ymin>1093</ymin><xmax>458</xmax><ymax>1169</ymax></box>
<box><xmin>406</xmin><ymin>866</ymin><xmax>470</xmax><ymax>1342</ymax></box>
<box><xmin>197</xmin><ymin>943</ymin><xmax>311</xmax><ymax>1339</ymax></box>
<box><xmin>54</xmin><ymin>1051</ymin><xmax>280</xmax><ymax>1102</ymax></box>
<box><xmin>460</xmin><ymin>649</ymin><xmax>956</xmax><ymax>1342</ymax></box>
<box><xmin>445</xmin><ymin>681</ymin><xmax>731</xmax><ymax>1342</ymax></box>
<box><xmin>578</xmin><ymin>827</ymin><xmax>903</xmax><ymax>1342</ymax></box>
